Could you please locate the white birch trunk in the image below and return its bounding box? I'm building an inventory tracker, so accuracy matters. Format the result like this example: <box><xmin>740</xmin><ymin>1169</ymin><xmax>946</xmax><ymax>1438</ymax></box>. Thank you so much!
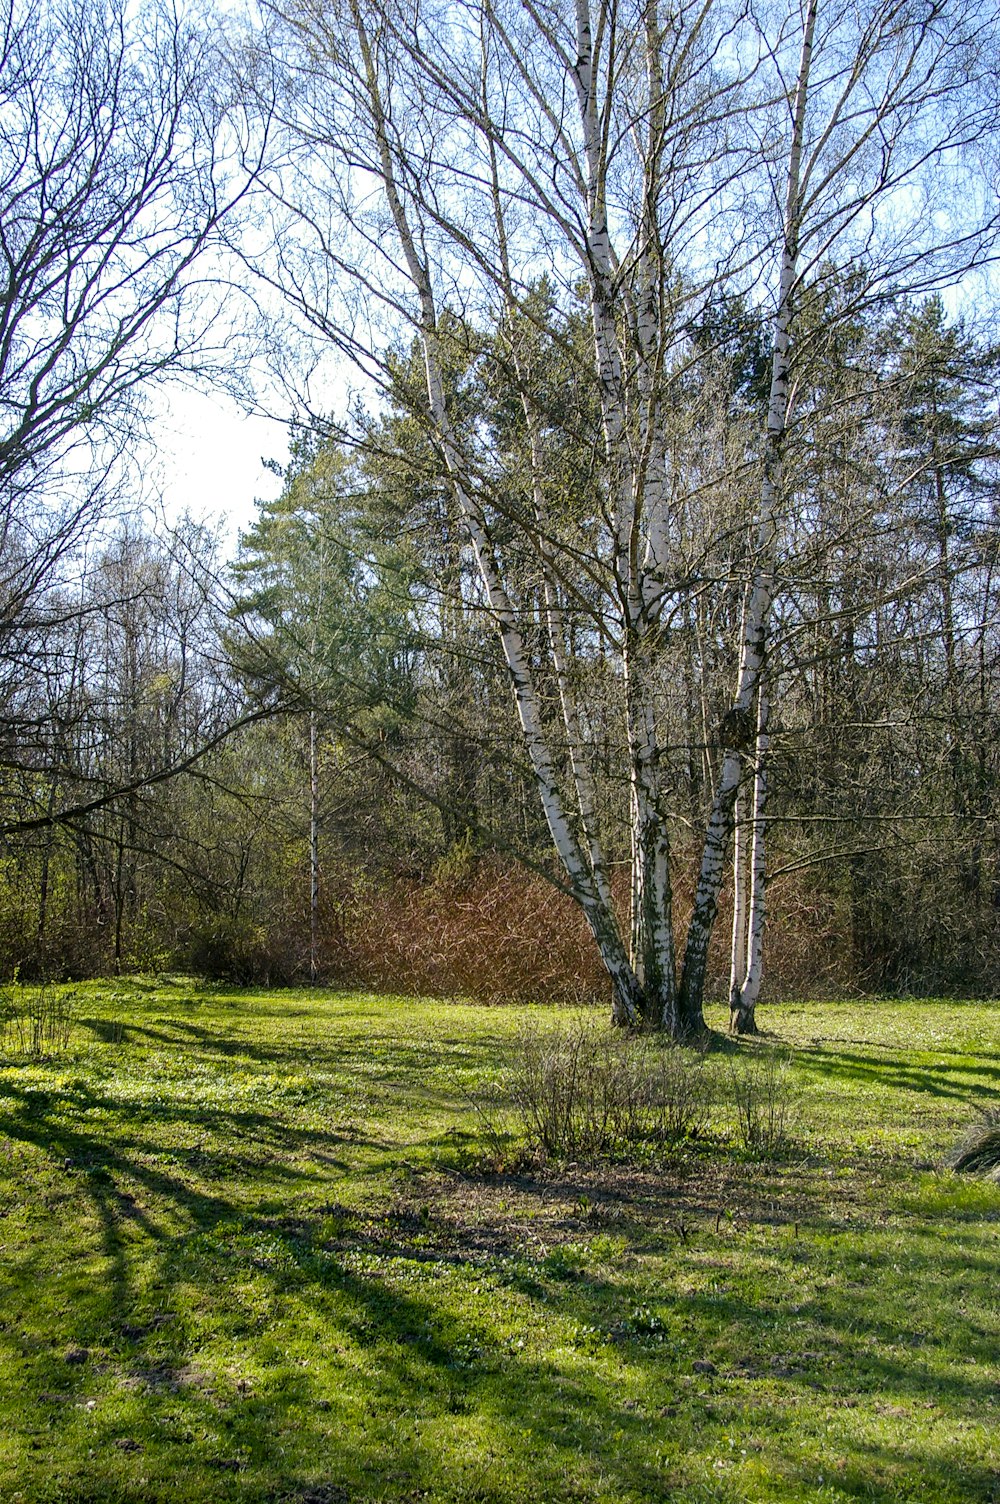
<box><xmin>309</xmin><ymin>708</ymin><xmax>319</xmax><ymax>983</ymax></box>
<box><xmin>625</xmin><ymin>0</ymin><xmax>679</xmax><ymax>1030</ymax></box>
<box><xmin>625</xmin><ymin>646</ymin><xmax>677</xmax><ymax>1028</ymax></box>
<box><xmin>541</xmin><ymin>573</ymin><xmax>618</xmax><ymax>919</ymax></box>
<box><xmin>740</xmin><ymin>686</ymin><xmax>770</xmax><ymax>1020</ymax></box>
<box><xmin>678</xmin><ymin>0</ymin><xmax>817</xmax><ymax>1032</ymax></box>
<box><xmin>729</xmin><ymin>784</ymin><xmax>747</xmax><ymax>1008</ymax></box>
<box><xmin>487</xmin><ymin>129</ymin><xmax>620</xmax><ymax>936</ymax></box>
<box><xmin>572</xmin><ymin>0</ymin><xmax>632</xmax><ymax>545</ymax></box>
<box><xmin>353</xmin><ymin>0</ymin><xmax>645</xmax><ymax>1025</ymax></box>
<box><xmin>729</xmin><ymin>685</ymin><xmax>769</xmax><ymax>1033</ymax></box>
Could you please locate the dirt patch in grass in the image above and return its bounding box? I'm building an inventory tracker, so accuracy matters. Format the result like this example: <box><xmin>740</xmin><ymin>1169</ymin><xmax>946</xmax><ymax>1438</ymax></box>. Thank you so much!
<box><xmin>384</xmin><ymin>1153</ymin><xmax>880</xmax><ymax>1264</ymax></box>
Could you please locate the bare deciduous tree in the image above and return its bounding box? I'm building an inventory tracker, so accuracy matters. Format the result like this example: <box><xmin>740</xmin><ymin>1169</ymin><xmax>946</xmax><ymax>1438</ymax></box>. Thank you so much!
<box><xmin>0</xmin><ymin>0</ymin><xmax>270</xmax><ymax>823</ymax></box>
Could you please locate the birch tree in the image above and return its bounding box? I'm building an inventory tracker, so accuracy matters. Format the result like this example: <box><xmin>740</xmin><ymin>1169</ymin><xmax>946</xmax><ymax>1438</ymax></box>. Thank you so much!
<box><xmin>253</xmin><ymin>0</ymin><xmax>1000</xmax><ymax>1034</ymax></box>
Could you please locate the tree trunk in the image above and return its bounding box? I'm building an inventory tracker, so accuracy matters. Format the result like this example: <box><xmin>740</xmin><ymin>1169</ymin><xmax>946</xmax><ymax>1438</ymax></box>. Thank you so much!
<box><xmin>310</xmin><ymin>709</ymin><xmax>319</xmax><ymax>982</ymax></box>
<box><xmin>729</xmin><ymin>784</ymin><xmax>748</xmax><ymax>1017</ymax></box>
<box><xmin>729</xmin><ymin>686</ymin><xmax>768</xmax><ymax>1035</ymax></box>
<box><xmin>626</xmin><ymin>642</ymin><xmax>677</xmax><ymax>1030</ymax></box>
<box><xmin>678</xmin><ymin>0</ymin><xmax>816</xmax><ymax>1029</ymax></box>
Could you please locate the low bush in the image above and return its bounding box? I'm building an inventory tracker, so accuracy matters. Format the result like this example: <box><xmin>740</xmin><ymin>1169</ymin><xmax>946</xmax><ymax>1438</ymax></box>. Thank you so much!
<box><xmin>473</xmin><ymin>1018</ymin><xmax>711</xmax><ymax>1162</ymax></box>
<box><xmin>726</xmin><ymin>1047</ymin><xmax>797</xmax><ymax>1155</ymax></box>
<box><xmin>0</xmin><ymin>982</ymin><xmax>74</xmax><ymax>1056</ymax></box>
<box><xmin>185</xmin><ymin>915</ymin><xmax>305</xmax><ymax>985</ymax></box>
<box><xmin>947</xmin><ymin>1107</ymin><xmax>1000</xmax><ymax>1178</ymax></box>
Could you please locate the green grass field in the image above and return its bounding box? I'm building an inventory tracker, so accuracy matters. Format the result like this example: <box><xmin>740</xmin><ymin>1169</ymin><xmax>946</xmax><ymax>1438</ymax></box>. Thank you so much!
<box><xmin>0</xmin><ymin>983</ymin><xmax>998</xmax><ymax>1503</ymax></box>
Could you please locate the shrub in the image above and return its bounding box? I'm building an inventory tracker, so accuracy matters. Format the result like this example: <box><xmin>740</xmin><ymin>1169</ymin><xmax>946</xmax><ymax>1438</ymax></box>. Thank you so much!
<box><xmin>0</xmin><ymin>983</ymin><xmax>74</xmax><ymax>1057</ymax></box>
<box><xmin>474</xmin><ymin>1018</ymin><xmax>711</xmax><ymax>1162</ymax></box>
<box><xmin>726</xmin><ymin>1047</ymin><xmax>797</xmax><ymax>1155</ymax></box>
<box><xmin>185</xmin><ymin>916</ymin><xmax>303</xmax><ymax>985</ymax></box>
<box><xmin>947</xmin><ymin>1108</ymin><xmax>1000</xmax><ymax>1178</ymax></box>
<box><xmin>335</xmin><ymin>860</ymin><xmax>611</xmax><ymax>1005</ymax></box>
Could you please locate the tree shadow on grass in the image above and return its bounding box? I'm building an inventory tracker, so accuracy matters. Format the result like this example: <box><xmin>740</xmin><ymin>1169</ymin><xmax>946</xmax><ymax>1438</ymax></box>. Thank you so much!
<box><xmin>0</xmin><ymin>1054</ymin><xmax>997</xmax><ymax>1502</ymax></box>
<box><xmin>86</xmin><ymin>1015</ymin><xmax>515</xmax><ymax>1099</ymax></box>
<box><xmin>793</xmin><ymin>1044</ymin><xmax>1000</xmax><ymax>1103</ymax></box>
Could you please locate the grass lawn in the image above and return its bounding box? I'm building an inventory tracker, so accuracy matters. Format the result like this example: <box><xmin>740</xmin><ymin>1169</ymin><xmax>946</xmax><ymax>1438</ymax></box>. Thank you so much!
<box><xmin>0</xmin><ymin>983</ymin><xmax>998</xmax><ymax>1503</ymax></box>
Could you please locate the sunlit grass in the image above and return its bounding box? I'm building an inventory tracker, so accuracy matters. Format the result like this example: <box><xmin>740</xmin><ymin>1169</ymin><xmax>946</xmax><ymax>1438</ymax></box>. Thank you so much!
<box><xmin>0</xmin><ymin>982</ymin><xmax>997</xmax><ymax>1501</ymax></box>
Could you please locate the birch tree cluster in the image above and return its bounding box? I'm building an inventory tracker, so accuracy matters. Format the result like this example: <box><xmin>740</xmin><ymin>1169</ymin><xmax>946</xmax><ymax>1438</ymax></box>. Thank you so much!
<box><xmin>1</xmin><ymin>0</ymin><xmax>999</xmax><ymax>1019</ymax></box>
<box><xmin>244</xmin><ymin>0</ymin><xmax>1000</xmax><ymax>1032</ymax></box>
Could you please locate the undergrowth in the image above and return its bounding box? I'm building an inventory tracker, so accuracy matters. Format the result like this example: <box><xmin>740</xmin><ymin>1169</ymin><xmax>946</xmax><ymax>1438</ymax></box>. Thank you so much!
<box><xmin>948</xmin><ymin>1106</ymin><xmax>1000</xmax><ymax>1178</ymax></box>
<box><xmin>0</xmin><ymin>981</ymin><xmax>75</xmax><ymax>1057</ymax></box>
<box><xmin>471</xmin><ymin>1019</ymin><xmax>795</xmax><ymax>1165</ymax></box>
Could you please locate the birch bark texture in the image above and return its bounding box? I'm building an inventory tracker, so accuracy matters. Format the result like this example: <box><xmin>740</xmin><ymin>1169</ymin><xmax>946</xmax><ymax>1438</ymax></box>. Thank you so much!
<box><xmin>256</xmin><ymin>0</ymin><xmax>1000</xmax><ymax>1033</ymax></box>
